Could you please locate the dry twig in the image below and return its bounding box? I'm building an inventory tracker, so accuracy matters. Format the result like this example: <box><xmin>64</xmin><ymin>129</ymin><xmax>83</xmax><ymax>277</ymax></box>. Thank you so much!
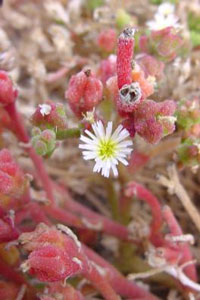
<box><xmin>157</xmin><ymin>164</ymin><xmax>200</xmax><ymax>232</ymax></box>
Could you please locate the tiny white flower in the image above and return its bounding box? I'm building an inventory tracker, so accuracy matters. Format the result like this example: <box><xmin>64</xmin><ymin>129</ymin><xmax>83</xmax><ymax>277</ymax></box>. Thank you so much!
<box><xmin>39</xmin><ymin>104</ymin><xmax>52</xmax><ymax>116</ymax></box>
<box><xmin>157</xmin><ymin>2</ymin><xmax>175</xmax><ymax>16</ymax></box>
<box><xmin>147</xmin><ymin>2</ymin><xmax>180</xmax><ymax>31</ymax></box>
<box><xmin>147</xmin><ymin>13</ymin><xmax>179</xmax><ymax>31</ymax></box>
<box><xmin>79</xmin><ymin>121</ymin><xmax>133</xmax><ymax>178</ymax></box>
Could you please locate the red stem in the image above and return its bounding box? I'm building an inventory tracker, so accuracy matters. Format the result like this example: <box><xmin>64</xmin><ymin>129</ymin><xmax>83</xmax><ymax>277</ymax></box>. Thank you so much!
<box><xmin>15</xmin><ymin>202</ymin><xmax>51</xmax><ymax>226</ymax></box>
<box><xmin>45</xmin><ymin>205</ymin><xmax>83</xmax><ymax>228</ymax></box>
<box><xmin>83</xmin><ymin>265</ymin><xmax>119</xmax><ymax>300</ymax></box>
<box><xmin>162</xmin><ymin>205</ymin><xmax>197</xmax><ymax>282</ymax></box>
<box><xmin>124</xmin><ymin>182</ymin><xmax>163</xmax><ymax>246</ymax></box>
<box><xmin>84</xmin><ymin>245</ymin><xmax>158</xmax><ymax>300</ymax></box>
<box><xmin>55</xmin><ymin>183</ymin><xmax>134</xmax><ymax>242</ymax></box>
<box><xmin>6</xmin><ymin>103</ymin><xmax>55</xmax><ymax>204</ymax></box>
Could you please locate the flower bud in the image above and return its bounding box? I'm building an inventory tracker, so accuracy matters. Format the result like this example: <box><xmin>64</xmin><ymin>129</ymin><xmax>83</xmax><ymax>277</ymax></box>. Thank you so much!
<box><xmin>134</xmin><ymin>100</ymin><xmax>176</xmax><ymax>144</ymax></box>
<box><xmin>31</xmin><ymin>101</ymin><xmax>68</xmax><ymax>136</ymax></box>
<box><xmin>98</xmin><ymin>54</ymin><xmax>117</xmax><ymax>84</ymax></box>
<box><xmin>65</xmin><ymin>70</ymin><xmax>103</xmax><ymax>118</ymax></box>
<box><xmin>31</xmin><ymin>129</ymin><xmax>56</xmax><ymax>157</ymax></box>
<box><xmin>0</xmin><ymin>149</ymin><xmax>27</xmax><ymax>205</ymax></box>
<box><xmin>151</xmin><ymin>27</ymin><xmax>183</xmax><ymax>61</ymax></box>
<box><xmin>176</xmin><ymin>98</ymin><xmax>200</xmax><ymax>131</ymax></box>
<box><xmin>105</xmin><ymin>75</ymin><xmax>118</xmax><ymax>102</ymax></box>
<box><xmin>27</xmin><ymin>245</ymin><xmax>81</xmax><ymax>282</ymax></box>
<box><xmin>97</xmin><ymin>28</ymin><xmax>117</xmax><ymax>52</ymax></box>
<box><xmin>178</xmin><ymin>138</ymin><xmax>200</xmax><ymax>167</ymax></box>
<box><xmin>19</xmin><ymin>223</ymin><xmax>84</xmax><ymax>282</ymax></box>
<box><xmin>137</xmin><ymin>54</ymin><xmax>164</xmax><ymax>79</ymax></box>
<box><xmin>0</xmin><ymin>71</ymin><xmax>18</xmax><ymax>106</ymax></box>
<box><xmin>139</xmin><ymin>35</ymin><xmax>149</xmax><ymax>53</ymax></box>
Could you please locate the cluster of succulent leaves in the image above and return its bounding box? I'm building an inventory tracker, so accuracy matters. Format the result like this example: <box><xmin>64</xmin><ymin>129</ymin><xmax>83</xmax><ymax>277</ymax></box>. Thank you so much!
<box><xmin>139</xmin><ymin>27</ymin><xmax>183</xmax><ymax>62</ymax></box>
<box><xmin>176</xmin><ymin>99</ymin><xmax>200</xmax><ymax>167</ymax></box>
<box><xmin>31</xmin><ymin>102</ymin><xmax>69</xmax><ymax>157</ymax></box>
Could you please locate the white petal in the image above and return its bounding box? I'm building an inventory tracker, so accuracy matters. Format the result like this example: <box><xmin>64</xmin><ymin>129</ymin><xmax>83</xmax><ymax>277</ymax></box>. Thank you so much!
<box><xmin>116</xmin><ymin>152</ymin><xmax>129</xmax><ymax>158</ymax></box>
<box><xmin>85</xmin><ymin>130</ymin><xmax>98</xmax><ymax>141</ymax></box>
<box><xmin>114</xmin><ymin>129</ymin><xmax>130</xmax><ymax>143</ymax></box>
<box><xmin>117</xmin><ymin>157</ymin><xmax>129</xmax><ymax>166</ymax></box>
<box><xmin>93</xmin><ymin>160</ymin><xmax>103</xmax><ymax>173</ymax></box>
<box><xmin>117</xmin><ymin>148</ymin><xmax>132</xmax><ymax>155</ymax></box>
<box><xmin>111</xmin><ymin>163</ymin><xmax>118</xmax><ymax>177</ymax></box>
<box><xmin>111</xmin><ymin>124</ymin><xmax>123</xmax><ymax>140</ymax></box>
<box><xmin>91</xmin><ymin>121</ymin><xmax>103</xmax><ymax>139</ymax></box>
<box><xmin>80</xmin><ymin>135</ymin><xmax>94</xmax><ymax>145</ymax></box>
<box><xmin>110</xmin><ymin>157</ymin><xmax>118</xmax><ymax>165</ymax></box>
<box><xmin>96</xmin><ymin>121</ymin><xmax>105</xmax><ymax>139</ymax></box>
<box><xmin>79</xmin><ymin>144</ymin><xmax>98</xmax><ymax>150</ymax></box>
<box><xmin>102</xmin><ymin>163</ymin><xmax>109</xmax><ymax>177</ymax></box>
<box><xmin>82</xmin><ymin>151</ymin><xmax>97</xmax><ymax>160</ymax></box>
<box><xmin>105</xmin><ymin>122</ymin><xmax>113</xmax><ymax>140</ymax></box>
<box><xmin>118</xmin><ymin>140</ymin><xmax>133</xmax><ymax>147</ymax></box>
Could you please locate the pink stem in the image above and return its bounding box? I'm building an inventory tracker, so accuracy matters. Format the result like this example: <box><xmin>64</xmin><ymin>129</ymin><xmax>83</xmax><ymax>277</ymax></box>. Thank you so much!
<box><xmin>162</xmin><ymin>205</ymin><xmax>197</xmax><ymax>282</ymax></box>
<box><xmin>29</xmin><ymin>203</ymin><xmax>51</xmax><ymax>225</ymax></box>
<box><xmin>18</xmin><ymin>202</ymin><xmax>51</xmax><ymax>225</ymax></box>
<box><xmin>55</xmin><ymin>183</ymin><xmax>134</xmax><ymax>242</ymax></box>
<box><xmin>117</xmin><ymin>27</ymin><xmax>135</xmax><ymax>89</ymax></box>
<box><xmin>124</xmin><ymin>182</ymin><xmax>163</xmax><ymax>246</ymax></box>
<box><xmin>6</xmin><ymin>103</ymin><xmax>55</xmax><ymax>204</ymax></box>
<box><xmin>45</xmin><ymin>205</ymin><xmax>83</xmax><ymax>228</ymax></box>
<box><xmin>83</xmin><ymin>265</ymin><xmax>120</xmax><ymax>300</ymax></box>
<box><xmin>84</xmin><ymin>245</ymin><xmax>158</xmax><ymax>300</ymax></box>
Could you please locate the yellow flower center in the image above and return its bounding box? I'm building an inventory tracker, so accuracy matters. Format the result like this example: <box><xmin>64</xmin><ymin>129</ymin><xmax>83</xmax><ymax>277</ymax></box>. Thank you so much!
<box><xmin>98</xmin><ymin>139</ymin><xmax>117</xmax><ymax>160</ymax></box>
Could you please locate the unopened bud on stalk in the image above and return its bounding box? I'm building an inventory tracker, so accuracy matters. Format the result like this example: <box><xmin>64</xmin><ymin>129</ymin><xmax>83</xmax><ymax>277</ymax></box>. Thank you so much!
<box><xmin>65</xmin><ymin>70</ymin><xmax>103</xmax><ymax>118</ymax></box>
<box><xmin>0</xmin><ymin>71</ymin><xmax>18</xmax><ymax>106</ymax></box>
<box><xmin>31</xmin><ymin>128</ymin><xmax>56</xmax><ymax>157</ymax></box>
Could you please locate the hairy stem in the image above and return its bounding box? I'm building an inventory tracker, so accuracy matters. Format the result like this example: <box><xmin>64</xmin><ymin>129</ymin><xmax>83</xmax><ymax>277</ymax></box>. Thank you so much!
<box><xmin>163</xmin><ymin>205</ymin><xmax>197</xmax><ymax>282</ymax></box>
<box><xmin>124</xmin><ymin>181</ymin><xmax>163</xmax><ymax>246</ymax></box>
<box><xmin>55</xmin><ymin>183</ymin><xmax>134</xmax><ymax>242</ymax></box>
<box><xmin>84</xmin><ymin>245</ymin><xmax>158</xmax><ymax>300</ymax></box>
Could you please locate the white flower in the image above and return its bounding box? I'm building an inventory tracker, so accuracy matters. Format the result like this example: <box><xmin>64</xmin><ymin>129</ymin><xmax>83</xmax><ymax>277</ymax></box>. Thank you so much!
<box><xmin>157</xmin><ymin>2</ymin><xmax>175</xmax><ymax>16</ymax></box>
<box><xmin>39</xmin><ymin>104</ymin><xmax>52</xmax><ymax>116</ymax></box>
<box><xmin>146</xmin><ymin>2</ymin><xmax>180</xmax><ymax>31</ymax></box>
<box><xmin>147</xmin><ymin>13</ymin><xmax>179</xmax><ymax>31</ymax></box>
<box><xmin>79</xmin><ymin>121</ymin><xmax>133</xmax><ymax>178</ymax></box>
